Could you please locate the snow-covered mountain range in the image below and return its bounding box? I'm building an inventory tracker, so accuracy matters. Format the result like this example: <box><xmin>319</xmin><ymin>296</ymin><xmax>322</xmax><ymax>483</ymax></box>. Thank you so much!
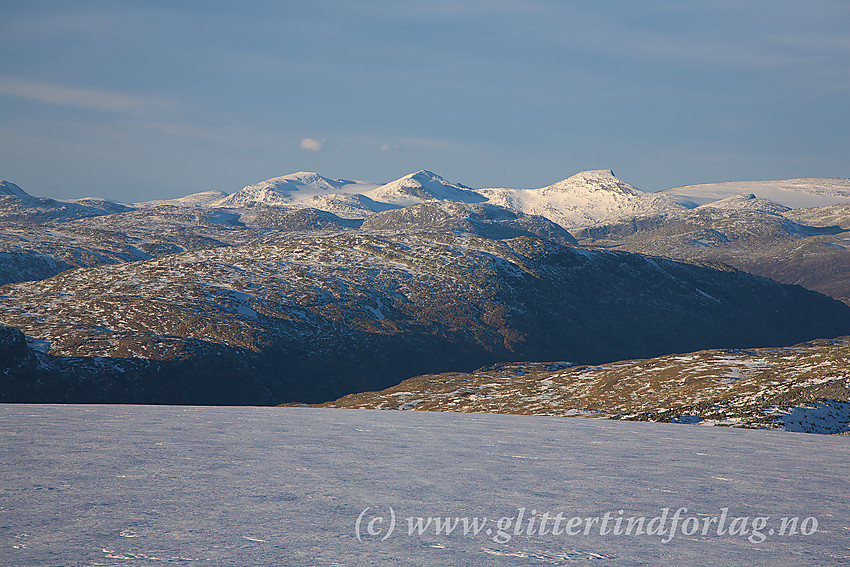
<box><xmin>135</xmin><ymin>169</ymin><xmax>850</xmax><ymax>230</ymax></box>
<box><xmin>11</xmin><ymin>168</ymin><xmax>849</xmax><ymax>230</ymax></box>
<box><xmin>2</xmin><ymin>169</ymin><xmax>850</xmax><ymax>417</ymax></box>
<box><xmin>167</xmin><ymin>168</ymin><xmax>690</xmax><ymax>228</ymax></box>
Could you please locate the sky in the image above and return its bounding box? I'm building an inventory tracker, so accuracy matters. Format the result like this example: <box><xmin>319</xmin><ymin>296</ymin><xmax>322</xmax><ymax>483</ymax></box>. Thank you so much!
<box><xmin>1</xmin><ymin>1</ymin><xmax>848</xmax><ymax>201</ymax></box>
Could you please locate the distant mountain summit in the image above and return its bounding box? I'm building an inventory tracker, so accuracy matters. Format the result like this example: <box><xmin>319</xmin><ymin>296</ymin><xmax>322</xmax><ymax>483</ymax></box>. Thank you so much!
<box><xmin>218</xmin><ymin>172</ymin><xmax>377</xmax><ymax>207</ymax></box>
<box><xmin>544</xmin><ymin>169</ymin><xmax>642</xmax><ymax>195</ymax></box>
<box><xmin>365</xmin><ymin>170</ymin><xmax>486</xmax><ymax>206</ymax></box>
<box><xmin>480</xmin><ymin>170</ymin><xmax>685</xmax><ymax>228</ymax></box>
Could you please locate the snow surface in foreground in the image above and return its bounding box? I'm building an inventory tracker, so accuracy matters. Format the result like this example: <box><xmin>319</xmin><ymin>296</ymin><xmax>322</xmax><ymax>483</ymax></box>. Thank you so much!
<box><xmin>0</xmin><ymin>405</ymin><xmax>847</xmax><ymax>566</ymax></box>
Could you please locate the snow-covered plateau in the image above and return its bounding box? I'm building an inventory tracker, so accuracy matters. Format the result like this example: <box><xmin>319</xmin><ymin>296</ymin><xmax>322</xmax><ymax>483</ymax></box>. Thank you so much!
<box><xmin>1</xmin><ymin>404</ymin><xmax>847</xmax><ymax>566</ymax></box>
<box><xmin>662</xmin><ymin>178</ymin><xmax>850</xmax><ymax>209</ymax></box>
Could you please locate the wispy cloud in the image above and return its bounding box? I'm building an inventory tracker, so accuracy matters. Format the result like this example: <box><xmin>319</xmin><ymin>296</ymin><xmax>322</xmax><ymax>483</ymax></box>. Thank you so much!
<box><xmin>379</xmin><ymin>143</ymin><xmax>405</xmax><ymax>152</ymax></box>
<box><xmin>300</xmin><ymin>137</ymin><xmax>323</xmax><ymax>151</ymax></box>
<box><xmin>0</xmin><ymin>76</ymin><xmax>168</xmax><ymax>114</ymax></box>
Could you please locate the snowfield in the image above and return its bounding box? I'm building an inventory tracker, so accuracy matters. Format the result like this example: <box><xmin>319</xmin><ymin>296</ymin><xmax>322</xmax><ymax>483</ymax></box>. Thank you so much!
<box><xmin>1</xmin><ymin>405</ymin><xmax>847</xmax><ymax>566</ymax></box>
<box><xmin>661</xmin><ymin>178</ymin><xmax>850</xmax><ymax>209</ymax></box>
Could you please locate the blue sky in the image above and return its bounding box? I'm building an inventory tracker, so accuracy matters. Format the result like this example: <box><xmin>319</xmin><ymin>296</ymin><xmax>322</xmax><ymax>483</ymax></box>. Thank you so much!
<box><xmin>1</xmin><ymin>1</ymin><xmax>848</xmax><ymax>201</ymax></box>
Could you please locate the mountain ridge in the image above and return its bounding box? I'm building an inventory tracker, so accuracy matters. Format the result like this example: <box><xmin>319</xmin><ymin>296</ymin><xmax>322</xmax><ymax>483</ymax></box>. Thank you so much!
<box><xmin>4</xmin><ymin>231</ymin><xmax>849</xmax><ymax>404</ymax></box>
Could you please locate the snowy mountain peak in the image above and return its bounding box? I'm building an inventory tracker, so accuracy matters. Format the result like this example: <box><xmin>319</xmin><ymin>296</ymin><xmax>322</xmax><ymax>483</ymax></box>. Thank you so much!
<box><xmin>241</xmin><ymin>171</ymin><xmax>353</xmax><ymax>194</ymax></box>
<box><xmin>218</xmin><ymin>172</ymin><xmax>373</xmax><ymax>208</ymax></box>
<box><xmin>571</xmin><ymin>169</ymin><xmax>618</xmax><ymax>181</ymax></box>
<box><xmin>479</xmin><ymin>170</ymin><xmax>683</xmax><ymax>229</ymax></box>
<box><xmin>0</xmin><ymin>180</ymin><xmax>31</xmax><ymax>197</ymax></box>
<box><xmin>405</xmin><ymin>169</ymin><xmax>453</xmax><ymax>184</ymax></box>
<box><xmin>366</xmin><ymin>170</ymin><xmax>486</xmax><ymax>206</ymax></box>
<box><xmin>391</xmin><ymin>170</ymin><xmax>456</xmax><ymax>188</ymax></box>
<box><xmin>274</xmin><ymin>171</ymin><xmax>352</xmax><ymax>189</ymax></box>
<box><xmin>545</xmin><ymin>170</ymin><xmax>642</xmax><ymax>196</ymax></box>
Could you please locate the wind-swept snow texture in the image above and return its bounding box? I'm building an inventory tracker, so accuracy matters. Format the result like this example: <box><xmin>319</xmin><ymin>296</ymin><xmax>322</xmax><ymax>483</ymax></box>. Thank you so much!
<box><xmin>0</xmin><ymin>405</ymin><xmax>847</xmax><ymax>566</ymax></box>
